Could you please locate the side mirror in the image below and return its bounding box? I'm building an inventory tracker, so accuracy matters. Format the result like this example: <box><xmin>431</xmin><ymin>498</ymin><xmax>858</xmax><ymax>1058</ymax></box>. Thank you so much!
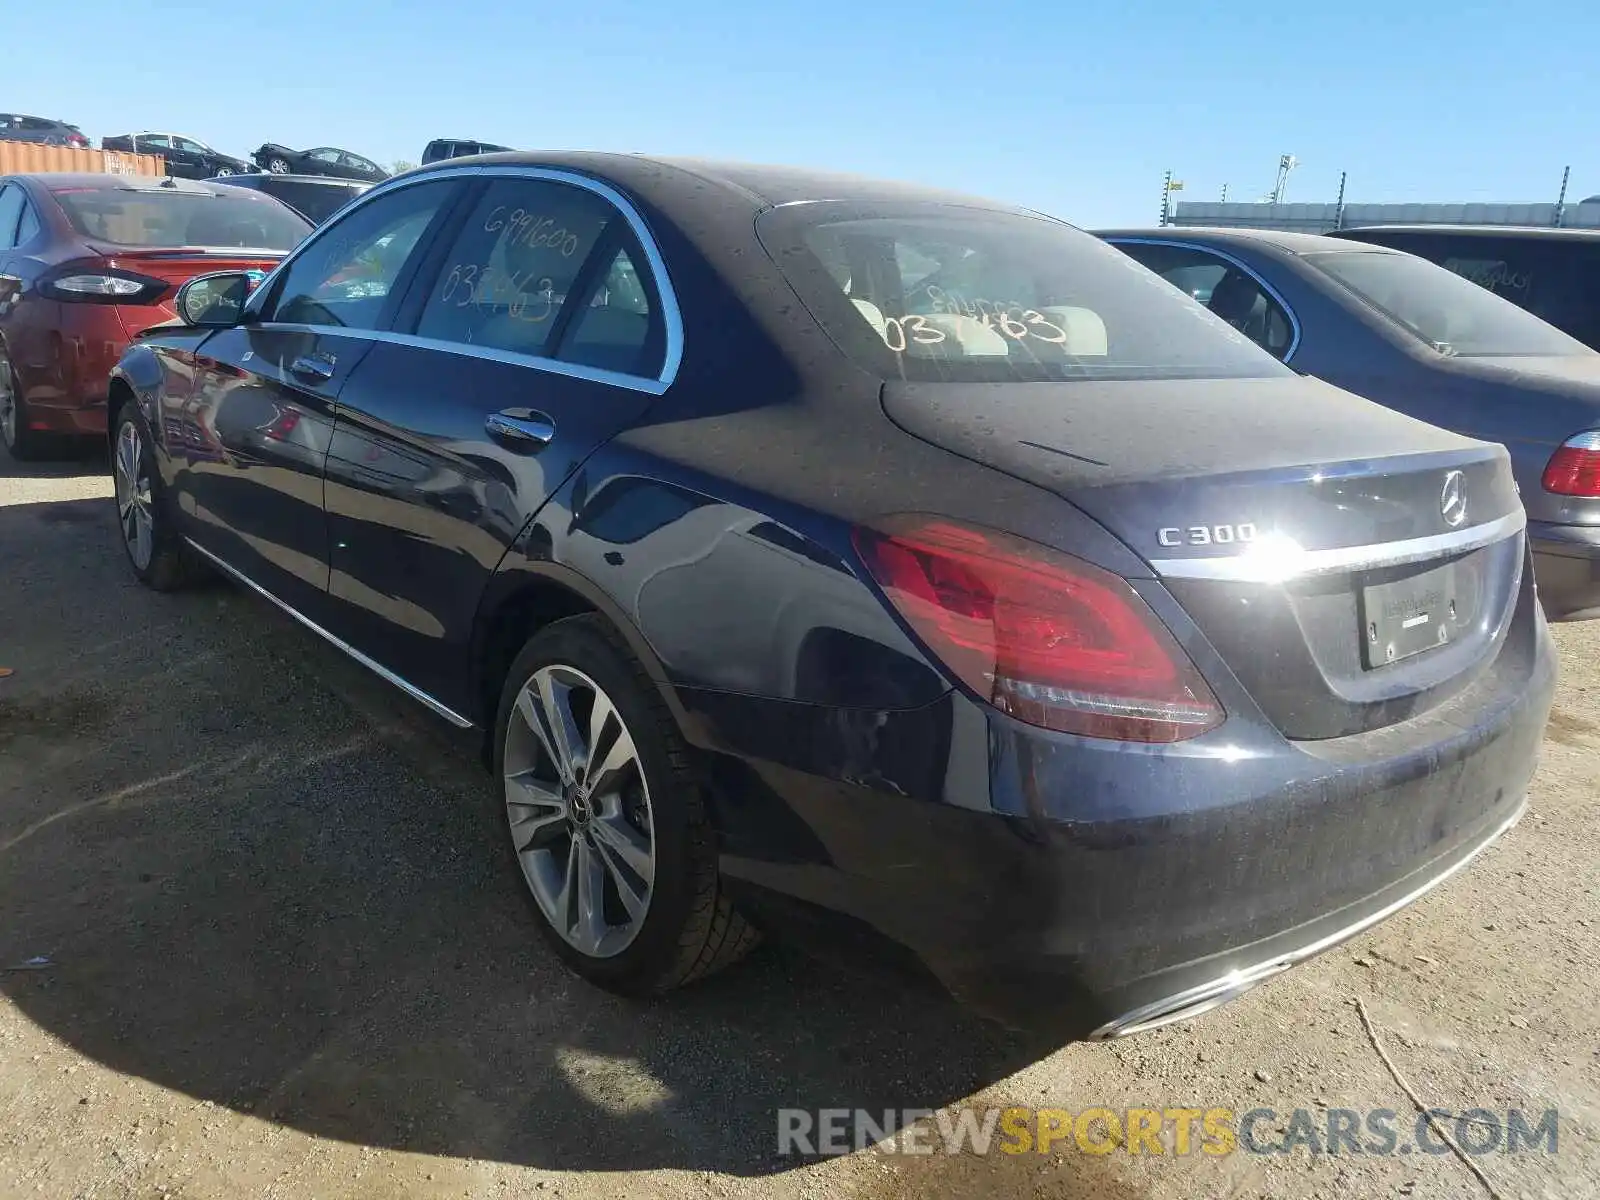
<box><xmin>175</xmin><ymin>271</ymin><xmax>257</xmax><ymax>328</ymax></box>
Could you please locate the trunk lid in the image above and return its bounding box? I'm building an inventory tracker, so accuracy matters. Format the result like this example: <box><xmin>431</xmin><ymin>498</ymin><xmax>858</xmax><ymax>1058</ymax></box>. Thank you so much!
<box><xmin>883</xmin><ymin>374</ymin><xmax>1528</xmax><ymax>739</ymax></box>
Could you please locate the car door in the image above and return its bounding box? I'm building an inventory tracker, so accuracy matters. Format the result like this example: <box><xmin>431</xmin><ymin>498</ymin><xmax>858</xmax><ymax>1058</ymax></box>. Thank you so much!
<box><xmin>316</xmin><ymin>169</ymin><xmax>675</xmax><ymax>712</ymax></box>
<box><xmin>305</xmin><ymin>148</ymin><xmax>343</xmax><ymax>179</ymax></box>
<box><xmin>136</xmin><ymin>134</ymin><xmax>177</xmax><ymax>175</ymax></box>
<box><xmin>340</xmin><ymin>152</ymin><xmax>380</xmax><ymax>182</ymax></box>
<box><xmin>174</xmin><ymin>178</ymin><xmax>463</xmax><ymax>617</ymax></box>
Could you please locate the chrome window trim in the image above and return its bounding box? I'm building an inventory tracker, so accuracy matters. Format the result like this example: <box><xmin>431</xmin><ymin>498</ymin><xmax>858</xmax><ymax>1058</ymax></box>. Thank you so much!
<box><xmin>243</xmin><ymin>163</ymin><xmax>683</xmax><ymax>389</ymax></box>
<box><xmin>183</xmin><ymin>537</ymin><xmax>476</xmax><ymax>730</ymax></box>
<box><xmin>248</xmin><ymin>323</ymin><xmax>670</xmax><ymax>395</ymax></box>
<box><xmin>1106</xmin><ymin>236</ymin><xmax>1303</xmax><ymax>363</ymax></box>
<box><xmin>1151</xmin><ymin>508</ymin><xmax>1526</xmax><ymax>583</ymax></box>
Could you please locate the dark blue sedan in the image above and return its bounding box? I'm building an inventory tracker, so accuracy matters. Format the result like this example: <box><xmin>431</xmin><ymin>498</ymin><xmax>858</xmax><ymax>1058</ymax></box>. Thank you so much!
<box><xmin>1101</xmin><ymin>228</ymin><xmax>1600</xmax><ymax>621</ymax></box>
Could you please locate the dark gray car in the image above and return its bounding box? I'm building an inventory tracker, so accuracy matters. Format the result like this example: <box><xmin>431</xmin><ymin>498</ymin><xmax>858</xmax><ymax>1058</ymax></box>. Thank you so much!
<box><xmin>0</xmin><ymin>113</ymin><xmax>88</xmax><ymax>147</ymax></box>
<box><xmin>1101</xmin><ymin>227</ymin><xmax>1600</xmax><ymax>621</ymax></box>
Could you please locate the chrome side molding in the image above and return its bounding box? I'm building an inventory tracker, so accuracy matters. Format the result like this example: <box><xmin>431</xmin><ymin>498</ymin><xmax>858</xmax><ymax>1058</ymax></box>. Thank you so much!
<box><xmin>183</xmin><ymin>538</ymin><xmax>476</xmax><ymax>730</ymax></box>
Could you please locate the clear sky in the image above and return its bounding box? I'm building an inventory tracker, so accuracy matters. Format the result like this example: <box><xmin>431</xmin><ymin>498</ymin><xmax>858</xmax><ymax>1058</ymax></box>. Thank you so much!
<box><xmin>8</xmin><ymin>0</ymin><xmax>1595</xmax><ymax>227</ymax></box>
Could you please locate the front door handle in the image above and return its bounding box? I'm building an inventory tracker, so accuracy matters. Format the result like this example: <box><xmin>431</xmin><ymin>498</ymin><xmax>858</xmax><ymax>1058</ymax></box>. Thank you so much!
<box><xmin>486</xmin><ymin>408</ymin><xmax>556</xmax><ymax>447</ymax></box>
<box><xmin>289</xmin><ymin>354</ymin><xmax>335</xmax><ymax>382</ymax></box>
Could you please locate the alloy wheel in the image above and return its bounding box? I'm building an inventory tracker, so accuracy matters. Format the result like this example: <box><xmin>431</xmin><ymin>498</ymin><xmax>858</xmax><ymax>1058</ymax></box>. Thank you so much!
<box><xmin>113</xmin><ymin>420</ymin><xmax>155</xmax><ymax>571</ymax></box>
<box><xmin>503</xmin><ymin>664</ymin><xmax>656</xmax><ymax>958</ymax></box>
<box><xmin>0</xmin><ymin>357</ymin><xmax>15</xmax><ymax>448</ymax></box>
<box><xmin>268</xmin><ymin>158</ymin><xmax>290</xmax><ymax>174</ymax></box>
<box><xmin>215</xmin><ymin>166</ymin><xmax>235</xmax><ymax>177</ymax></box>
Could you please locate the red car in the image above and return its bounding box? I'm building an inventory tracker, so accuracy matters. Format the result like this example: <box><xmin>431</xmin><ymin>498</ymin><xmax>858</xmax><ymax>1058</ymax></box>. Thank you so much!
<box><xmin>0</xmin><ymin>172</ymin><xmax>310</xmax><ymax>459</ymax></box>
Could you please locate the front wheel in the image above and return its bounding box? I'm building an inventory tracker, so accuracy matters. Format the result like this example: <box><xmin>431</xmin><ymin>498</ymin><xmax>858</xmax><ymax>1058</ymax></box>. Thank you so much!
<box><xmin>494</xmin><ymin>615</ymin><xmax>757</xmax><ymax>995</ymax></box>
<box><xmin>267</xmin><ymin>157</ymin><xmax>291</xmax><ymax>174</ymax></box>
<box><xmin>111</xmin><ymin>405</ymin><xmax>206</xmax><ymax>591</ymax></box>
<box><xmin>214</xmin><ymin>166</ymin><xmax>236</xmax><ymax>177</ymax></box>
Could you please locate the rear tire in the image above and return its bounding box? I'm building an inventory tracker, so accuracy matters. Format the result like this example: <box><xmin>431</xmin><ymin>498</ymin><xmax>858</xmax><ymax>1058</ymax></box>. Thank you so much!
<box><xmin>110</xmin><ymin>402</ymin><xmax>207</xmax><ymax>591</ymax></box>
<box><xmin>1</xmin><ymin>350</ymin><xmax>58</xmax><ymax>462</ymax></box>
<box><xmin>493</xmin><ymin>614</ymin><xmax>758</xmax><ymax>995</ymax></box>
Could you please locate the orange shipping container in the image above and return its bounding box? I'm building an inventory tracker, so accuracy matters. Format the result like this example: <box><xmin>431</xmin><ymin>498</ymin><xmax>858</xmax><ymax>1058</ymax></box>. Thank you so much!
<box><xmin>0</xmin><ymin>140</ymin><xmax>165</xmax><ymax>178</ymax></box>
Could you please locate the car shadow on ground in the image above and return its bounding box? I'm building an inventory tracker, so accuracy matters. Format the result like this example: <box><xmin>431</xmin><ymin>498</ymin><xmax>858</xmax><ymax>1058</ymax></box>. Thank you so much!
<box><xmin>0</xmin><ymin>490</ymin><xmax>1138</xmax><ymax>1195</ymax></box>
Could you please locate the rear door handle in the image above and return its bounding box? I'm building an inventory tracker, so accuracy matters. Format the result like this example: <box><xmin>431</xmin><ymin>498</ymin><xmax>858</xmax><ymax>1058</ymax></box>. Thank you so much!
<box><xmin>486</xmin><ymin>408</ymin><xmax>556</xmax><ymax>447</ymax></box>
<box><xmin>289</xmin><ymin>354</ymin><xmax>335</xmax><ymax>382</ymax></box>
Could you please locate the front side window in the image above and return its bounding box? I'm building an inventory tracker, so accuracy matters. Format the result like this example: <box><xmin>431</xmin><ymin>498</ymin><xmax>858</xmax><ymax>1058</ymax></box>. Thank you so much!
<box><xmin>174</xmin><ymin>137</ymin><xmax>206</xmax><ymax>154</ymax></box>
<box><xmin>1305</xmin><ymin>249</ymin><xmax>1591</xmax><ymax>358</ymax></box>
<box><xmin>759</xmin><ymin>203</ymin><xmax>1291</xmax><ymax>383</ymax></box>
<box><xmin>414</xmin><ymin>177</ymin><xmax>614</xmax><ymax>359</ymax></box>
<box><xmin>1114</xmin><ymin>242</ymin><xmax>1294</xmax><ymax>360</ymax></box>
<box><xmin>311</xmin><ymin>148</ymin><xmax>342</xmax><ymax>164</ymax></box>
<box><xmin>266</xmin><ymin>181</ymin><xmax>452</xmax><ymax>329</ymax></box>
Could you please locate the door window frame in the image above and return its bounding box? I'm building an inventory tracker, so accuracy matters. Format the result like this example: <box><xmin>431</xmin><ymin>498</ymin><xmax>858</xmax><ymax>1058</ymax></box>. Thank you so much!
<box><xmin>242</xmin><ymin>163</ymin><xmax>685</xmax><ymax>395</ymax></box>
<box><xmin>1106</xmin><ymin>236</ymin><xmax>1303</xmax><ymax>362</ymax></box>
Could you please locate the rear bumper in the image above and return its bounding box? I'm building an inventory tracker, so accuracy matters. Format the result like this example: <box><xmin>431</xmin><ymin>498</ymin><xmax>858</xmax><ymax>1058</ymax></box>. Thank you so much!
<box><xmin>1530</xmin><ymin>520</ymin><xmax>1600</xmax><ymax>621</ymax></box>
<box><xmin>697</xmin><ymin>570</ymin><xmax>1556</xmax><ymax>1040</ymax></box>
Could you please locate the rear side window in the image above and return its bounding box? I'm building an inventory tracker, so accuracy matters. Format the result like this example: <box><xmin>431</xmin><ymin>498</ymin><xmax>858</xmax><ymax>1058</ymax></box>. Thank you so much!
<box><xmin>50</xmin><ymin>184</ymin><xmax>310</xmax><ymax>250</ymax></box>
<box><xmin>414</xmin><ymin>178</ymin><xmax>615</xmax><ymax>359</ymax></box>
<box><xmin>759</xmin><ymin>203</ymin><xmax>1290</xmax><ymax>383</ymax></box>
<box><xmin>0</xmin><ymin>185</ymin><xmax>23</xmax><ymax>249</ymax></box>
<box><xmin>1114</xmin><ymin>242</ymin><xmax>1294</xmax><ymax>360</ymax></box>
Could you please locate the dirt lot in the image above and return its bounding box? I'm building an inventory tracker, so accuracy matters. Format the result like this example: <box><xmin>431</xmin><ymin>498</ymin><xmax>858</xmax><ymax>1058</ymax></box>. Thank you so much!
<box><xmin>1</xmin><ymin>450</ymin><xmax>1596</xmax><ymax>1200</ymax></box>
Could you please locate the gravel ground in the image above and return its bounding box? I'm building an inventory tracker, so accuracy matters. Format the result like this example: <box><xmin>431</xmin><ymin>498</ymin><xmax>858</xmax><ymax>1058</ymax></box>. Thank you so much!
<box><xmin>1</xmin><ymin>449</ymin><xmax>1596</xmax><ymax>1200</ymax></box>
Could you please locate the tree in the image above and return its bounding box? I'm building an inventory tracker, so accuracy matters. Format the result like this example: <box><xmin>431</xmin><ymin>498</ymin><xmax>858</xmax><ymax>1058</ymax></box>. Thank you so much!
<box><xmin>390</xmin><ymin>160</ymin><xmax>417</xmax><ymax>175</ymax></box>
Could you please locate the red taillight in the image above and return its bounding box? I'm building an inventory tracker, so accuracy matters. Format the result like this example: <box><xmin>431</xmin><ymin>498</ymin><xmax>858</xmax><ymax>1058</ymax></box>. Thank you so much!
<box><xmin>853</xmin><ymin>518</ymin><xmax>1223</xmax><ymax>743</ymax></box>
<box><xmin>1542</xmin><ymin>432</ymin><xmax>1600</xmax><ymax>497</ymax></box>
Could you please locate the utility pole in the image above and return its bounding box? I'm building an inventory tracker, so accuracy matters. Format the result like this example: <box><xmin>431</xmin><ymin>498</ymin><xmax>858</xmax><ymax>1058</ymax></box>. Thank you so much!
<box><xmin>1555</xmin><ymin>165</ymin><xmax>1571</xmax><ymax>227</ymax></box>
<box><xmin>1333</xmin><ymin>171</ymin><xmax>1348</xmax><ymax>231</ymax></box>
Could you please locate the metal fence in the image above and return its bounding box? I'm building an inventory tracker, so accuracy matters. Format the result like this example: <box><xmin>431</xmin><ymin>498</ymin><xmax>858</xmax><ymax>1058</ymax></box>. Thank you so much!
<box><xmin>1170</xmin><ymin>199</ymin><xmax>1600</xmax><ymax>233</ymax></box>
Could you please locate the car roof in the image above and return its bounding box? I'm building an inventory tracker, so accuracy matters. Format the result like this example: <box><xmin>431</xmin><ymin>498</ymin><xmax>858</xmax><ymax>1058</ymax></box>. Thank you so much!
<box><xmin>1331</xmin><ymin>224</ymin><xmax>1600</xmax><ymax>241</ymax></box>
<box><xmin>411</xmin><ymin>151</ymin><xmax>1040</xmax><ymax>216</ymax></box>
<box><xmin>1094</xmin><ymin>226</ymin><xmax>1391</xmax><ymax>255</ymax></box>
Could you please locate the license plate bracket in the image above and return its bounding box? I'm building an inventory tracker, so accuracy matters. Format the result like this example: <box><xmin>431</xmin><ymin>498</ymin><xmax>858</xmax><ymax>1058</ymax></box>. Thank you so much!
<box><xmin>1361</xmin><ymin>562</ymin><xmax>1461</xmax><ymax>669</ymax></box>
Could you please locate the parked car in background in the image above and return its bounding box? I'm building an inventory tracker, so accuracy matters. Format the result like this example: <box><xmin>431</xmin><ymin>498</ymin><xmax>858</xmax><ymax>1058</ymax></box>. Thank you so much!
<box><xmin>0</xmin><ymin>173</ymin><xmax>309</xmax><ymax>459</ymax></box>
<box><xmin>1326</xmin><ymin>225</ymin><xmax>1600</xmax><ymax>351</ymax></box>
<box><xmin>0</xmin><ymin>113</ymin><xmax>89</xmax><ymax>147</ymax></box>
<box><xmin>100</xmin><ymin>132</ymin><xmax>253</xmax><ymax>179</ymax></box>
<box><xmin>207</xmin><ymin>173</ymin><xmax>370</xmax><ymax>225</ymax></box>
<box><xmin>251</xmin><ymin>143</ymin><xmax>389</xmax><ymax>182</ymax></box>
<box><xmin>421</xmin><ymin>137</ymin><xmax>512</xmax><ymax>164</ymax></box>
<box><xmin>1102</xmin><ymin>227</ymin><xmax>1600</xmax><ymax>621</ymax></box>
<box><xmin>106</xmin><ymin>154</ymin><xmax>1552</xmax><ymax>1041</ymax></box>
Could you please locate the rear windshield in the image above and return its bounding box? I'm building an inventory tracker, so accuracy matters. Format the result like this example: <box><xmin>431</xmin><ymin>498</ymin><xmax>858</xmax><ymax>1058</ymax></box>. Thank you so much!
<box><xmin>757</xmin><ymin>203</ymin><xmax>1292</xmax><ymax>383</ymax></box>
<box><xmin>51</xmin><ymin>185</ymin><xmax>311</xmax><ymax>250</ymax></box>
<box><xmin>1304</xmin><ymin>249</ymin><xmax>1591</xmax><ymax>358</ymax></box>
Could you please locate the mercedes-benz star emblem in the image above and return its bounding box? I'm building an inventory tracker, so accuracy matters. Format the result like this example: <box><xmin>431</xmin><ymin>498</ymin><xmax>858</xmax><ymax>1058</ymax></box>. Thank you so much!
<box><xmin>1440</xmin><ymin>470</ymin><xmax>1468</xmax><ymax>528</ymax></box>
